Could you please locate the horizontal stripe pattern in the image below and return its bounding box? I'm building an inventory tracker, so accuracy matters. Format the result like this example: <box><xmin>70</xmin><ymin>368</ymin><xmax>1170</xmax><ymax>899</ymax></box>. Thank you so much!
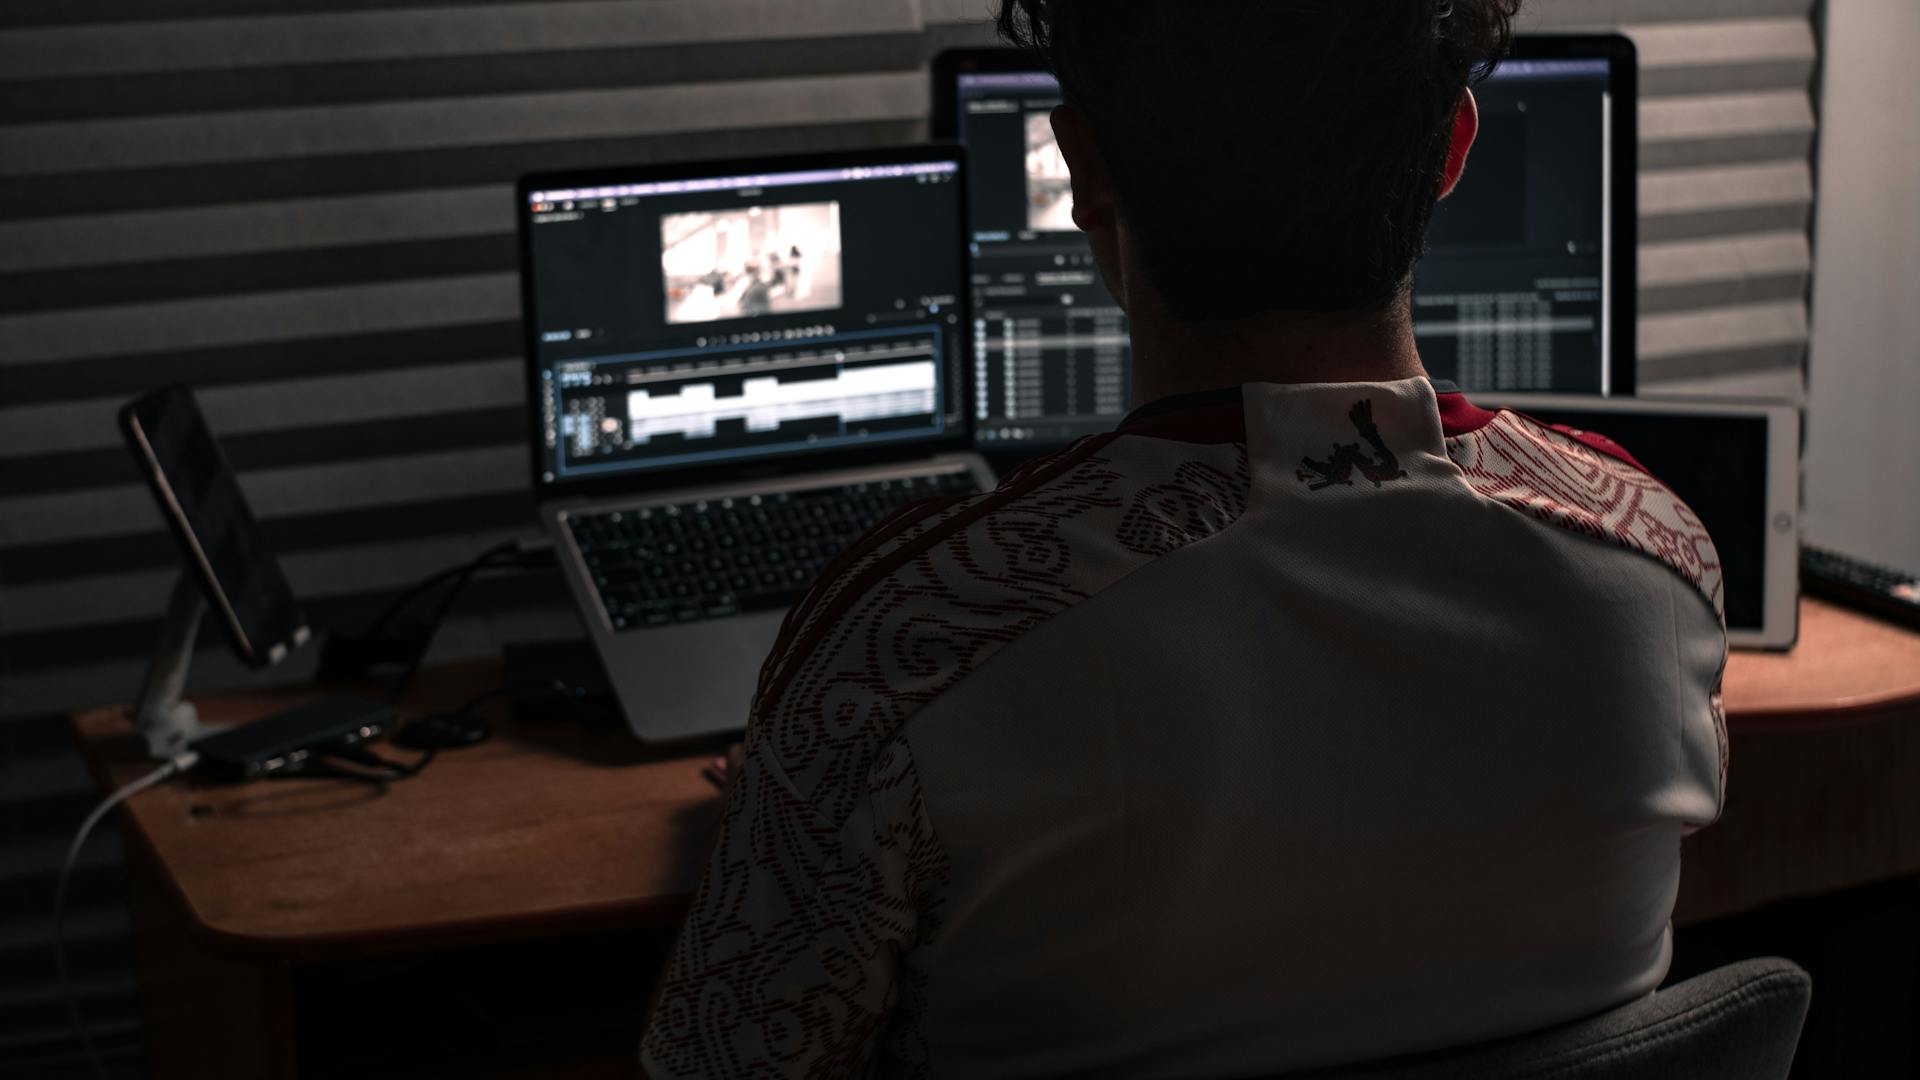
<box><xmin>0</xmin><ymin>33</ymin><xmax>928</xmax><ymax>128</ymax></box>
<box><xmin>0</xmin><ymin>72</ymin><xmax>927</xmax><ymax>177</ymax></box>
<box><xmin>0</xmin><ymin>1</ymin><xmax>923</xmax><ymax>80</ymax></box>
<box><xmin>0</xmin><ymin>273</ymin><xmax>518</xmax><ymax>365</ymax></box>
<box><xmin>2</xmin><ymin>319</ymin><xmax>521</xmax><ymax>407</ymax></box>
<box><xmin>6</xmin><ymin>529</ymin><xmax>535</xmax><ymax>635</ymax></box>
<box><xmin>0</xmin><ymin>0</ymin><xmax>1818</xmax><ymax>691</ymax></box>
<box><xmin>0</xmin><ymin>116</ymin><xmax>923</xmax><ymax>222</ymax></box>
<box><xmin>0</xmin><ymin>186</ymin><xmax>509</xmax><ymax>271</ymax></box>
<box><xmin>0</xmin><ymin>357</ymin><xmax>522</xmax><ymax>456</ymax></box>
<box><xmin>2</xmin><ymin>603</ymin><xmax>583</xmax><ymax>725</ymax></box>
<box><xmin>2</xmin><ymin>444</ymin><xmax>529</xmax><ymax>547</ymax></box>
<box><xmin>0</xmin><ymin>6</ymin><xmax>1821</xmax><ymax>1073</ymax></box>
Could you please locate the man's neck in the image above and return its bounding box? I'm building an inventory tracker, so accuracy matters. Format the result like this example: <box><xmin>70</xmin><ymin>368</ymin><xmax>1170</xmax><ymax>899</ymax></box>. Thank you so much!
<box><xmin>1127</xmin><ymin>289</ymin><xmax>1427</xmax><ymax>405</ymax></box>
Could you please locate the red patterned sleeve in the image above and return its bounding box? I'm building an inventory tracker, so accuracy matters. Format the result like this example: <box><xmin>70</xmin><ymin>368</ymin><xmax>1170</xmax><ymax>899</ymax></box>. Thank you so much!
<box><xmin>639</xmin><ymin>733</ymin><xmax>946</xmax><ymax>1079</ymax></box>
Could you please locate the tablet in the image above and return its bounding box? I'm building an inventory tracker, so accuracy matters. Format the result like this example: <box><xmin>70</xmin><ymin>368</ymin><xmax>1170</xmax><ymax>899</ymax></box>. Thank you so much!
<box><xmin>1474</xmin><ymin>393</ymin><xmax>1801</xmax><ymax>650</ymax></box>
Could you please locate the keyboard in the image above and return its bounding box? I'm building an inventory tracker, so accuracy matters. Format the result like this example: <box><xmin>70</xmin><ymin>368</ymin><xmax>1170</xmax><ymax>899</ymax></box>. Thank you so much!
<box><xmin>1801</xmin><ymin>545</ymin><xmax>1920</xmax><ymax>632</ymax></box>
<box><xmin>567</xmin><ymin>471</ymin><xmax>981</xmax><ymax>632</ymax></box>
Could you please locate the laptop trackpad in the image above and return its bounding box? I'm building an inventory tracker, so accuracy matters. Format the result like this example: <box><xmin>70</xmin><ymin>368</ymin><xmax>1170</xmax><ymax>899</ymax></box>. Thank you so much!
<box><xmin>604</xmin><ymin>611</ymin><xmax>784</xmax><ymax>744</ymax></box>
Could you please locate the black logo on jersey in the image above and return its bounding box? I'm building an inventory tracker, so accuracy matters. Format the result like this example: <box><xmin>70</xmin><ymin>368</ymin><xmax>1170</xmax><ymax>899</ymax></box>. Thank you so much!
<box><xmin>1296</xmin><ymin>400</ymin><xmax>1409</xmax><ymax>491</ymax></box>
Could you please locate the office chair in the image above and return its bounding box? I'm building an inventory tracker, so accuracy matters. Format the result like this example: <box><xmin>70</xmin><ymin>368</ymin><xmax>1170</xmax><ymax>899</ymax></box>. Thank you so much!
<box><xmin>1288</xmin><ymin>957</ymin><xmax>1811</xmax><ymax>1079</ymax></box>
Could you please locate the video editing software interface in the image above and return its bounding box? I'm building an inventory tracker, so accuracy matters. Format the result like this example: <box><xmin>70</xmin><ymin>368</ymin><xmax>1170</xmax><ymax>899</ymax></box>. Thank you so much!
<box><xmin>525</xmin><ymin>159</ymin><xmax>966</xmax><ymax>483</ymax></box>
<box><xmin>955</xmin><ymin>58</ymin><xmax>1614</xmax><ymax>445</ymax></box>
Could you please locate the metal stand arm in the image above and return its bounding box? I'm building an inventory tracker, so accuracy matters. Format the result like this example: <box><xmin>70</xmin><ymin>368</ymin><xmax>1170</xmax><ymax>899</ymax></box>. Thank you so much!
<box><xmin>133</xmin><ymin>572</ymin><xmax>208</xmax><ymax>760</ymax></box>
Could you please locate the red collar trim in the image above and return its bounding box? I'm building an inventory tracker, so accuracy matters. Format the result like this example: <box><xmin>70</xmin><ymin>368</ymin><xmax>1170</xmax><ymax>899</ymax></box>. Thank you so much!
<box><xmin>1436</xmin><ymin>391</ymin><xmax>1651</xmax><ymax>472</ymax></box>
<box><xmin>1537</xmin><ymin>421</ymin><xmax>1653</xmax><ymax>475</ymax></box>
<box><xmin>1435</xmin><ymin>391</ymin><xmax>1499</xmax><ymax>437</ymax></box>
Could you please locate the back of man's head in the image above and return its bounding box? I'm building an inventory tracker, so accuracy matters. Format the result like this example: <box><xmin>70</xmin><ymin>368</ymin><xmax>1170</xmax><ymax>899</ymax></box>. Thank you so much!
<box><xmin>996</xmin><ymin>0</ymin><xmax>1520</xmax><ymax>322</ymax></box>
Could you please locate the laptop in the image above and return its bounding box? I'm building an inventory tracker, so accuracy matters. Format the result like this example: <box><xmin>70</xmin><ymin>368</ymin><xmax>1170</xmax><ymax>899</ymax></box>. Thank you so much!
<box><xmin>932</xmin><ymin>34</ymin><xmax>1640</xmax><ymax>463</ymax></box>
<box><xmin>1474</xmin><ymin>393</ymin><xmax>1802</xmax><ymax>650</ymax></box>
<box><xmin>516</xmin><ymin>145</ymin><xmax>994</xmax><ymax>743</ymax></box>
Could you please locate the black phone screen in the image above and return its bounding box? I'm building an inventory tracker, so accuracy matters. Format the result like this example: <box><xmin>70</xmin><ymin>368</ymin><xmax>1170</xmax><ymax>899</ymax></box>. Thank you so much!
<box><xmin>120</xmin><ymin>385</ymin><xmax>308</xmax><ymax>667</ymax></box>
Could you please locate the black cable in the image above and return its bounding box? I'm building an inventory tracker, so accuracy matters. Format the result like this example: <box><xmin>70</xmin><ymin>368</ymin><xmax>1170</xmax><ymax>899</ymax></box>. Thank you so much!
<box><xmin>268</xmin><ymin>741</ymin><xmax>436</xmax><ymax>785</ymax></box>
<box><xmin>392</xmin><ymin>679</ymin><xmax>584</xmax><ymax>750</ymax></box>
<box><xmin>382</xmin><ymin>557</ymin><xmax>488</xmax><ymax>703</ymax></box>
<box><xmin>444</xmin><ymin>679</ymin><xmax>575</xmax><ymax>718</ymax></box>
<box><xmin>267</xmin><ymin>757</ymin><xmax>409</xmax><ymax>786</ymax></box>
<box><xmin>319</xmin><ymin>741</ymin><xmax>437</xmax><ymax>779</ymax></box>
<box><xmin>356</xmin><ymin>540</ymin><xmax>522</xmax><ymax>645</ymax></box>
<box><xmin>391</xmin><ymin>552</ymin><xmax>552</xmax><ymax>703</ymax></box>
<box><xmin>315</xmin><ymin>538</ymin><xmax>551</xmax><ymax>699</ymax></box>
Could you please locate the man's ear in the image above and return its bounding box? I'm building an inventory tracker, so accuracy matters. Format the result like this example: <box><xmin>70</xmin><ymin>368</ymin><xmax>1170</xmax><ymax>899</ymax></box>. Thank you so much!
<box><xmin>1437</xmin><ymin>88</ymin><xmax>1479</xmax><ymax>200</ymax></box>
<box><xmin>1049</xmin><ymin>103</ymin><xmax>1130</xmax><ymax>306</ymax></box>
<box><xmin>1049</xmin><ymin>104</ymin><xmax>1116</xmax><ymax>232</ymax></box>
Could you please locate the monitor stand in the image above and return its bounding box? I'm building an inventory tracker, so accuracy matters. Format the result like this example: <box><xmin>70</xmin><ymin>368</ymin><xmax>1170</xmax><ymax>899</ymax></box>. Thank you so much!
<box><xmin>134</xmin><ymin>571</ymin><xmax>212</xmax><ymax>761</ymax></box>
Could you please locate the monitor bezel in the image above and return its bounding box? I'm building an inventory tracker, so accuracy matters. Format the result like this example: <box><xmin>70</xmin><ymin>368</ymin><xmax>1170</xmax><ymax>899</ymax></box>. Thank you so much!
<box><xmin>1470</xmin><ymin>392</ymin><xmax>1801</xmax><ymax>651</ymax></box>
<box><xmin>930</xmin><ymin>32</ymin><xmax>1640</xmax><ymax>424</ymax></box>
<box><xmin>517</xmin><ymin>143</ymin><xmax>974</xmax><ymax>505</ymax></box>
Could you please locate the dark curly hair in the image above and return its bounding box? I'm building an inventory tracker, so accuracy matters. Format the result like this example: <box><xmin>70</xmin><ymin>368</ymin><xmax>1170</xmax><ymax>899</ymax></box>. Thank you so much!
<box><xmin>995</xmin><ymin>0</ymin><xmax>1520</xmax><ymax>321</ymax></box>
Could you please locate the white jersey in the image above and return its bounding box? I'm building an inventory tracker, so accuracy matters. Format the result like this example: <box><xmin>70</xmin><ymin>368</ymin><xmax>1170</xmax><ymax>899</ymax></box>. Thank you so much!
<box><xmin>641</xmin><ymin>376</ymin><xmax>1727</xmax><ymax>1079</ymax></box>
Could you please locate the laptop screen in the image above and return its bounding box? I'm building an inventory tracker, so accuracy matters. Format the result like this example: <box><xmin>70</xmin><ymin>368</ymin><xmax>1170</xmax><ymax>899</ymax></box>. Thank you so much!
<box><xmin>943</xmin><ymin>39</ymin><xmax>1630</xmax><ymax>448</ymax></box>
<box><xmin>522</xmin><ymin>153</ymin><xmax>968</xmax><ymax>485</ymax></box>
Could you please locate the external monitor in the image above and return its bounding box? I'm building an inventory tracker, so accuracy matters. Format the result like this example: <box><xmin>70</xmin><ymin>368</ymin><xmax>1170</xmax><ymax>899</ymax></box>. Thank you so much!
<box><xmin>517</xmin><ymin>145</ymin><xmax>971</xmax><ymax>499</ymax></box>
<box><xmin>933</xmin><ymin>35</ymin><xmax>1637</xmax><ymax>452</ymax></box>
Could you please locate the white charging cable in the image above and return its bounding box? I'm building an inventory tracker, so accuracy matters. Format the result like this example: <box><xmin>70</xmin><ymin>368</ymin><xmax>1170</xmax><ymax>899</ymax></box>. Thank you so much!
<box><xmin>54</xmin><ymin>751</ymin><xmax>199</xmax><ymax>1077</ymax></box>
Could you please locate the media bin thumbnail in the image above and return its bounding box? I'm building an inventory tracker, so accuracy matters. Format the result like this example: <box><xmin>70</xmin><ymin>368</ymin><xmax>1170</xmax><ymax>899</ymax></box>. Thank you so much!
<box><xmin>661</xmin><ymin>201</ymin><xmax>844</xmax><ymax>325</ymax></box>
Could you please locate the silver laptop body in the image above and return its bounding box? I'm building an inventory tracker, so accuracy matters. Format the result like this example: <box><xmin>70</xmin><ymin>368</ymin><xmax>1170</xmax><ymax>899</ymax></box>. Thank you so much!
<box><xmin>518</xmin><ymin>146</ymin><xmax>991</xmax><ymax>743</ymax></box>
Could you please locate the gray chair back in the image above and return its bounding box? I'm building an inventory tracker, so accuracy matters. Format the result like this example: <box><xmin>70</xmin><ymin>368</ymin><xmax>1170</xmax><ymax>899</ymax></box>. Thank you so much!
<box><xmin>1286</xmin><ymin>957</ymin><xmax>1811</xmax><ymax>1079</ymax></box>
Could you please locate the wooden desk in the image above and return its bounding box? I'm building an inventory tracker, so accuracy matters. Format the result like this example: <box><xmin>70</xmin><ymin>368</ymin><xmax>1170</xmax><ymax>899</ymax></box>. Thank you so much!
<box><xmin>72</xmin><ymin>597</ymin><xmax>1920</xmax><ymax>1075</ymax></box>
<box><xmin>73</xmin><ymin>665</ymin><xmax>721</xmax><ymax>1077</ymax></box>
<box><xmin>76</xmin><ymin>664</ymin><xmax>720</xmax><ymax>960</ymax></box>
<box><xmin>1677</xmin><ymin>597</ymin><xmax>1920</xmax><ymax>925</ymax></box>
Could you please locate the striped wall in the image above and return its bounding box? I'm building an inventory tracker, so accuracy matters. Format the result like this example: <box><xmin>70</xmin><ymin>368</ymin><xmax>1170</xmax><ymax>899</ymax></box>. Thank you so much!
<box><xmin>0</xmin><ymin>0</ymin><xmax>1817</xmax><ymax>1073</ymax></box>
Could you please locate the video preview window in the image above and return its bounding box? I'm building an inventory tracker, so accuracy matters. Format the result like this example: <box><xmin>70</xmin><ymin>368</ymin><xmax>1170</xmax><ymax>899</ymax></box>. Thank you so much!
<box><xmin>661</xmin><ymin>201</ymin><xmax>844</xmax><ymax>325</ymax></box>
<box><xmin>1024</xmin><ymin>113</ymin><xmax>1075</xmax><ymax>233</ymax></box>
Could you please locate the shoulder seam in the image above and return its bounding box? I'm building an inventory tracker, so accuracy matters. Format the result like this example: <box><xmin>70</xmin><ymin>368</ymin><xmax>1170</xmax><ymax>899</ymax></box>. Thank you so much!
<box><xmin>754</xmin><ymin>432</ymin><xmax>1123</xmax><ymax>717</ymax></box>
<box><xmin>1450</xmin><ymin>413</ymin><xmax>1725</xmax><ymax>619</ymax></box>
<box><xmin>756</xmin><ymin>492</ymin><xmax>967</xmax><ymax>701</ymax></box>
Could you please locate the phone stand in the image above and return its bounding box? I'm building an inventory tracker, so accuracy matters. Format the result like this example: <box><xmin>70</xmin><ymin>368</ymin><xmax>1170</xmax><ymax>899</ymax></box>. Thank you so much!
<box><xmin>134</xmin><ymin>571</ymin><xmax>212</xmax><ymax>760</ymax></box>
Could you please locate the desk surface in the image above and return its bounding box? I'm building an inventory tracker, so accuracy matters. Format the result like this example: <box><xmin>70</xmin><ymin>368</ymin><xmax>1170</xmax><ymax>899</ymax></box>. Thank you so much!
<box><xmin>75</xmin><ymin>663</ymin><xmax>725</xmax><ymax>960</ymax></box>
<box><xmin>1722</xmin><ymin>597</ymin><xmax>1920</xmax><ymax>727</ymax></box>
<box><xmin>72</xmin><ymin>596</ymin><xmax>1920</xmax><ymax>958</ymax></box>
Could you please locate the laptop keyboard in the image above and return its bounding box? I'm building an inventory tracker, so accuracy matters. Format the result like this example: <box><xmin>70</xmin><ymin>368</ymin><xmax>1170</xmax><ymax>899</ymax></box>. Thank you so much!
<box><xmin>567</xmin><ymin>470</ymin><xmax>981</xmax><ymax>632</ymax></box>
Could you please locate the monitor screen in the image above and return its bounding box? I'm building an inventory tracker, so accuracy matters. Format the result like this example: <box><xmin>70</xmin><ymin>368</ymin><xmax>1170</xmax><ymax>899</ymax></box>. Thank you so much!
<box><xmin>947</xmin><ymin>45</ymin><xmax>1625</xmax><ymax>449</ymax></box>
<box><xmin>522</xmin><ymin>156</ymin><xmax>968</xmax><ymax>485</ymax></box>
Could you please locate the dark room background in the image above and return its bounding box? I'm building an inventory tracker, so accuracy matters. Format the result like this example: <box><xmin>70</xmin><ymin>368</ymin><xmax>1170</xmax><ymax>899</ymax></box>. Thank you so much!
<box><xmin>0</xmin><ymin>0</ymin><xmax>1819</xmax><ymax>1073</ymax></box>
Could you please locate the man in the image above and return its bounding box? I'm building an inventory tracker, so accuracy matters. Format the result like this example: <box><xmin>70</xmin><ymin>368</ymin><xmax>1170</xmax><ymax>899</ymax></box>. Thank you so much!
<box><xmin>736</xmin><ymin>260</ymin><xmax>772</xmax><ymax>318</ymax></box>
<box><xmin>641</xmin><ymin>1</ymin><xmax>1726</xmax><ymax>1076</ymax></box>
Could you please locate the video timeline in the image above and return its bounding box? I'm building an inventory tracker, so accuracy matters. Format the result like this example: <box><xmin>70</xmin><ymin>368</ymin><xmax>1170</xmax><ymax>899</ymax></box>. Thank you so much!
<box><xmin>524</xmin><ymin>154</ymin><xmax>968</xmax><ymax>482</ymax></box>
<box><xmin>550</xmin><ymin>329</ymin><xmax>945</xmax><ymax>475</ymax></box>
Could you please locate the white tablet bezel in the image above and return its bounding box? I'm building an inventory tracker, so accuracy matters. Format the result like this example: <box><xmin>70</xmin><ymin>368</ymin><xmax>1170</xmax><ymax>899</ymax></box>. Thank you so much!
<box><xmin>1472</xmin><ymin>393</ymin><xmax>1801</xmax><ymax>651</ymax></box>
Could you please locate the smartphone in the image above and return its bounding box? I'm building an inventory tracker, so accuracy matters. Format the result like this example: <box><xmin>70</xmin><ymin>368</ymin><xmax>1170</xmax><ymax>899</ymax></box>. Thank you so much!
<box><xmin>120</xmin><ymin>385</ymin><xmax>310</xmax><ymax>667</ymax></box>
